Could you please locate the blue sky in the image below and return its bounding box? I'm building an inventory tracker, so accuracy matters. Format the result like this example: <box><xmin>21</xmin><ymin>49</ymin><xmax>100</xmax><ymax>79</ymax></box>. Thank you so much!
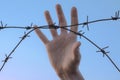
<box><xmin>0</xmin><ymin>0</ymin><xmax>120</xmax><ymax>80</ymax></box>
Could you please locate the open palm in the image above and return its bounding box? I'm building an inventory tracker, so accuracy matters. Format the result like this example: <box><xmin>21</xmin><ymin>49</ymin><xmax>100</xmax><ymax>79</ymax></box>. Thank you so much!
<box><xmin>34</xmin><ymin>4</ymin><xmax>81</xmax><ymax>78</ymax></box>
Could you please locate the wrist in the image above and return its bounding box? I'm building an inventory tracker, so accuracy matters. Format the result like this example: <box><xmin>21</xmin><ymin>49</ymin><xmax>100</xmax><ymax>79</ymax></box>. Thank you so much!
<box><xmin>59</xmin><ymin>70</ymin><xmax>84</xmax><ymax>80</ymax></box>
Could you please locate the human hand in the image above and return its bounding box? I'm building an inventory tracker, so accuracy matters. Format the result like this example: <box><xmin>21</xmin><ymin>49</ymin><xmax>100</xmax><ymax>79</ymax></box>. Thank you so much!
<box><xmin>34</xmin><ymin>4</ymin><xmax>84</xmax><ymax>80</ymax></box>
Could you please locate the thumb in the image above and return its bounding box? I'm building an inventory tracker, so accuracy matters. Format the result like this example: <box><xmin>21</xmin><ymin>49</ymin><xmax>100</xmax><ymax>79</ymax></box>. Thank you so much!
<box><xmin>72</xmin><ymin>41</ymin><xmax>81</xmax><ymax>53</ymax></box>
<box><xmin>72</xmin><ymin>41</ymin><xmax>81</xmax><ymax>62</ymax></box>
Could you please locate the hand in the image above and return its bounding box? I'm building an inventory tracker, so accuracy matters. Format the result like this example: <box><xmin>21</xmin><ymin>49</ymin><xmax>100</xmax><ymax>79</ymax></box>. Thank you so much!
<box><xmin>34</xmin><ymin>4</ymin><xmax>84</xmax><ymax>80</ymax></box>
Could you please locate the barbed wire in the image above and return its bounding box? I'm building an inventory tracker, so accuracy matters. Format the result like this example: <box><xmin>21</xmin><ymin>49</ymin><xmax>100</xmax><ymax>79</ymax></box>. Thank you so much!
<box><xmin>0</xmin><ymin>11</ymin><xmax>120</xmax><ymax>72</ymax></box>
<box><xmin>62</xmin><ymin>27</ymin><xmax>120</xmax><ymax>72</ymax></box>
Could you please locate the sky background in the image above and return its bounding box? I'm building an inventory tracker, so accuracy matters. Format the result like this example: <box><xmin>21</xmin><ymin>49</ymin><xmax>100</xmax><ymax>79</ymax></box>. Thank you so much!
<box><xmin>0</xmin><ymin>0</ymin><xmax>120</xmax><ymax>80</ymax></box>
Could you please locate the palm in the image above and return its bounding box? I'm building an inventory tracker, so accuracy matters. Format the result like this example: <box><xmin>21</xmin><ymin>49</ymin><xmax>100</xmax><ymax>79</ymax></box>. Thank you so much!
<box><xmin>34</xmin><ymin>4</ymin><xmax>81</xmax><ymax>77</ymax></box>
<box><xmin>46</xmin><ymin>33</ymin><xmax>80</xmax><ymax>74</ymax></box>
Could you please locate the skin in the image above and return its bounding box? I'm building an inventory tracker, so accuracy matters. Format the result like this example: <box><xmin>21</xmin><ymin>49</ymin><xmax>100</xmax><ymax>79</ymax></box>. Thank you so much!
<box><xmin>34</xmin><ymin>4</ymin><xmax>84</xmax><ymax>80</ymax></box>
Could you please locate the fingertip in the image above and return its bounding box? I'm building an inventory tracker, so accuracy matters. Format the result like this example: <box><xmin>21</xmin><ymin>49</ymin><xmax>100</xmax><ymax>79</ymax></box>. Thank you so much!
<box><xmin>75</xmin><ymin>41</ymin><xmax>81</xmax><ymax>47</ymax></box>
<box><xmin>76</xmin><ymin>41</ymin><xmax>81</xmax><ymax>48</ymax></box>
<box><xmin>44</xmin><ymin>10</ymin><xmax>49</xmax><ymax>16</ymax></box>
<box><xmin>71</xmin><ymin>7</ymin><xmax>77</xmax><ymax>13</ymax></box>
<box><xmin>56</xmin><ymin>4</ymin><xmax>61</xmax><ymax>9</ymax></box>
<box><xmin>56</xmin><ymin>4</ymin><xmax>62</xmax><ymax>13</ymax></box>
<box><xmin>44</xmin><ymin>10</ymin><xmax>51</xmax><ymax>21</ymax></box>
<box><xmin>78</xmin><ymin>41</ymin><xmax>81</xmax><ymax>46</ymax></box>
<box><xmin>71</xmin><ymin>6</ymin><xmax>78</xmax><ymax>18</ymax></box>
<box><xmin>72</xmin><ymin>41</ymin><xmax>81</xmax><ymax>54</ymax></box>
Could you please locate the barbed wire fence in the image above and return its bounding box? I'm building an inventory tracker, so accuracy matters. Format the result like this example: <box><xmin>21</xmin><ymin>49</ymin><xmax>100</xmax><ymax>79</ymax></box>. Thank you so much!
<box><xmin>0</xmin><ymin>11</ymin><xmax>120</xmax><ymax>72</ymax></box>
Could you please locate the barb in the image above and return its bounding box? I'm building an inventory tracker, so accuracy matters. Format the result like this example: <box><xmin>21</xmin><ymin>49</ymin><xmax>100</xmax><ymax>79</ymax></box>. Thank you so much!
<box><xmin>78</xmin><ymin>30</ymin><xmax>85</xmax><ymax>38</ymax></box>
<box><xmin>0</xmin><ymin>54</ymin><xmax>12</xmax><ymax>71</ymax></box>
<box><xmin>96</xmin><ymin>46</ymin><xmax>110</xmax><ymax>57</ymax></box>
<box><xmin>19</xmin><ymin>32</ymin><xmax>30</xmax><ymax>39</ymax></box>
<box><xmin>111</xmin><ymin>11</ymin><xmax>120</xmax><ymax>20</ymax></box>
<box><xmin>82</xmin><ymin>16</ymin><xmax>89</xmax><ymax>30</ymax></box>
<box><xmin>25</xmin><ymin>23</ymin><xmax>33</xmax><ymax>30</ymax></box>
<box><xmin>0</xmin><ymin>21</ymin><xmax>7</xmax><ymax>30</ymax></box>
